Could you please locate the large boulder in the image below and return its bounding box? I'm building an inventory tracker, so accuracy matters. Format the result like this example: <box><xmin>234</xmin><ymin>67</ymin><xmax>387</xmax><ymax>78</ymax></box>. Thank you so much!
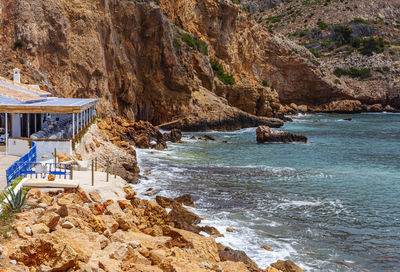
<box><xmin>135</xmin><ymin>134</ymin><xmax>152</xmax><ymax>149</ymax></box>
<box><xmin>163</xmin><ymin>226</ymin><xmax>220</xmax><ymax>263</ymax></box>
<box><xmin>156</xmin><ymin>194</ymin><xmax>196</xmax><ymax>209</ymax></box>
<box><xmin>36</xmin><ymin>212</ymin><xmax>60</xmax><ymax>230</ymax></box>
<box><xmin>256</xmin><ymin>126</ymin><xmax>307</xmax><ymax>143</ymax></box>
<box><xmin>156</xmin><ymin>196</ymin><xmax>175</xmax><ymax>209</ymax></box>
<box><xmin>164</xmin><ymin>129</ymin><xmax>182</xmax><ymax>143</ymax></box>
<box><xmin>217</xmin><ymin>243</ymin><xmax>260</xmax><ymax>272</ymax></box>
<box><xmin>174</xmin><ymin>194</ymin><xmax>196</xmax><ymax>208</ymax></box>
<box><xmin>270</xmin><ymin>260</ymin><xmax>304</xmax><ymax>272</ymax></box>
<box><xmin>168</xmin><ymin>203</ymin><xmax>201</xmax><ymax>227</ymax></box>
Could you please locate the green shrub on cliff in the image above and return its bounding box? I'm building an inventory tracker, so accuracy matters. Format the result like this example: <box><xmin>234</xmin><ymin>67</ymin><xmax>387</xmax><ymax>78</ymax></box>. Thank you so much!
<box><xmin>334</xmin><ymin>67</ymin><xmax>371</xmax><ymax>79</ymax></box>
<box><xmin>210</xmin><ymin>59</ymin><xmax>235</xmax><ymax>85</ymax></box>
<box><xmin>13</xmin><ymin>39</ymin><xmax>23</xmax><ymax>49</ymax></box>
<box><xmin>317</xmin><ymin>20</ymin><xmax>328</xmax><ymax>30</ymax></box>
<box><xmin>359</xmin><ymin>37</ymin><xmax>387</xmax><ymax>56</ymax></box>
<box><xmin>181</xmin><ymin>33</ymin><xmax>209</xmax><ymax>55</ymax></box>
<box><xmin>173</xmin><ymin>38</ymin><xmax>182</xmax><ymax>52</ymax></box>
<box><xmin>333</xmin><ymin>25</ymin><xmax>353</xmax><ymax>45</ymax></box>
<box><xmin>267</xmin><ymin>15</ymin><xmax>283</xmax><ymax>23</ymax></box>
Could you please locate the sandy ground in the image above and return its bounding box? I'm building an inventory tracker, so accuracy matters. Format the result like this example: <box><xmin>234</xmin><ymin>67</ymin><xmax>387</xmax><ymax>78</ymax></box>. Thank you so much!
<box><xmin>0</xmin><ymin>154</ymin><xmax>20</xmax><ymax>189</ymax></box>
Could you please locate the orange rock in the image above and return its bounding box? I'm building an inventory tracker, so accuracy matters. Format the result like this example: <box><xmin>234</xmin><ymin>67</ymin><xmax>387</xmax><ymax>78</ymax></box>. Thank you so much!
<box><xmin>75</xmin><ymin>153</ymin><xmax>82</xmax><ymax>160</ymax></box>
<box><xmin>48</xmin><ymin>174</ymin><xmax>55</xmax><ymax>181</ymax></box>
<box><xmin>261</xmin><ymin>245</ymin><xmax>273</xmax><ymax>251</ymax></box>
<box><xmin>31</xmin><ymin>223</ymin><xmax>50</xmax><ymax>236</ymax></box>
<box><xmin>56</xmin><ymin>153</ymin><xmax>72</xmax><ymax>163</ymax></box>
<box><xmin>93</xmin><ymin>137</ymin><xmax>101</xmax><ymax>147</ymax></box>
<box><xmin>90</xmin><ymin>142</ymin><xmax>95</xmax><ymax>152</ymax></box>
<box><xmin>101</xmin><ymin>215</ymin><xmax>119</xmax><ymax>233</ymax></box>
<box><xmin>123</xmin><ymin>186</ymin><xmax>136</xmax><ymax>200</ymax></box>
<box><xmin>89</xmin><ymin>191</ymin><xmax>102</xmax><ymax>202</ymax></box>
<box><xmin>27</xmin><ymin>188</ymin><xmax>41</xmax><ymax>199</ymax></box>
<box><xmin>36</xmin><ymin>212</ymin><xmax>60</xmax><ymax>230</ymax></box>
<box><xmin>77</xmin><ymin>186</ymin><xmax>91</xmax><ymax>203</ymax></box>
<box><xmin>270</xmin><ymin>260</ymin><xmax>304</xmax><ymax>272</ymax></box>
<box><xmin>103</xmin><ymin>199</ymin><xmax>114</xmax><ymax>208</ymax></box>
<box><xmin>118</xmin><ymin>200</ymin><xmax>133</xmax><ymax>211</ymax></box>
<box><xmin>88</xmin><ymin>215</ymin><xmax>107</xmax><ymax>233</ymax></box>
<box><xmin>89</xmin><ymin>202</ymin><xmax>106</xmax><ymax>215</ymax></box>
<box><xmin>111</xmin><ymin>136</ymin><xmax>120</xmax><ymax>142</ymax></box>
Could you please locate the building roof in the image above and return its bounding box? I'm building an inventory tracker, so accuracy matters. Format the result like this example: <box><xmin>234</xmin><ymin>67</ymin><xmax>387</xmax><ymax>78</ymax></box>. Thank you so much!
<box><xmin>0</xmin><ymin>97</ymin><xmax>98</xmax><ymax>113</ymax></box>
<box><xmin>0</xmin><ymin>73</ymin><xmax>98</xmax><ymax>113</ymax></box>
<box><xmin>0</xmin><ymin>76</ymin><xmax>51</xmax><ymax>96</ymax></box>
<box><xmin>0</xmin><ymin>85</ymin><xmax>44</xmax><ymax>103</ymax></box>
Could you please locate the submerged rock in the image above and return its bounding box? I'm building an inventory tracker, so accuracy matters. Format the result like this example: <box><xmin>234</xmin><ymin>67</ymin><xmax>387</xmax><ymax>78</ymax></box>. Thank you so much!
<box><xmin>199</xmin><ymin>135</ymin><xmax>215</xmax><ymax>141</ymax></box>
<box><xmin>163</xmin><ymin>129</ymin><xmax>182</xmax><ymax>143</ymax></box>
<box><xmin>256</xmin><ymin>126</ymin><xmax>307</xmax><ymax>143</ymax></box>
<box><xmin>174</xmin><ymin>194</ymin><xmax>196</xmax><ymax>208</ymax></box>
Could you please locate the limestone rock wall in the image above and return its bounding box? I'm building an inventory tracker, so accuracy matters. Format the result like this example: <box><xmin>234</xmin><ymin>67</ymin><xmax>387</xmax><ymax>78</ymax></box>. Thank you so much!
<box><xmin>0</xmin><ymin>0</ymin><xmax>362</xmax><ymax>128</ymax></box>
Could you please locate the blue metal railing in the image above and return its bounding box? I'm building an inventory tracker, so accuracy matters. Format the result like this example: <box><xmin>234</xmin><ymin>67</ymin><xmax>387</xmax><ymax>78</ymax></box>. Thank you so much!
<box><xmin>6</xmin><ymin>142</ymin><xmax>37</xmax><ymax>185</ymax></box>
<box><xmin>10</xmin><ymin>162</ymin><xmax>72</xmax><ymax>180</ymax></box>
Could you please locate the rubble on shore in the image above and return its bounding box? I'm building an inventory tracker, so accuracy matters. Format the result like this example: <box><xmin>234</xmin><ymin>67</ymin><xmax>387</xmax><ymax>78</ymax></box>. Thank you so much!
<box><xmin>0</xmin><ymin>185</ymin><xmax>304</xmax><ymax>272</ymax></box>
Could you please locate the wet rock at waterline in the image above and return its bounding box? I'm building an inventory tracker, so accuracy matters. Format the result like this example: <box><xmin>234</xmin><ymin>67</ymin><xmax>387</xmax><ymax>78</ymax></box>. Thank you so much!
<box><xmin>256</xmin><ymin>126</ymin><xmax>307</xmax><ymax>143</ymax></box>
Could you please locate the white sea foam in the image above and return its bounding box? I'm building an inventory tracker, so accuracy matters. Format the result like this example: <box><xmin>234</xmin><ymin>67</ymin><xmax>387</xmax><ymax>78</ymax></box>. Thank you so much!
<box><xmin>132</xmin><ymin>136</ymin><xmax>357</xmax><ymax>272</ymax></box>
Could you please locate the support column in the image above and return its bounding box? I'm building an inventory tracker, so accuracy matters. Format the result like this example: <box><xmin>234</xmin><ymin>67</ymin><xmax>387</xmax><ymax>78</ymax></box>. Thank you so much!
<box><xmin>5</xmin><ymin>113</ymin><xmax>8</xmax><ymax>155</ymax></box>
<box><xmin>72</xmin><ymin>113</ymin><xmax>75</xmax><ymax>138</ymax></box>
<box><xmin>27</xmin><ymin>113</ymin><xmax>30</xmax><ymax>137</ymax></box>
<box><xmin>80</xmin><ymin>112</ymin><xmax>83</xmax><ymax>130</ymax></box>
<box><xmin>34</xmin><ymin>114</ymin><xmax>37</xmax><ymax>133</ymax></box>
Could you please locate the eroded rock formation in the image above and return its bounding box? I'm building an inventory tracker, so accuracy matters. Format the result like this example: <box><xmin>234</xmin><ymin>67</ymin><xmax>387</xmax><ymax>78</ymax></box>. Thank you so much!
<box><xmin>256</xmin><ymin>126</ymin><xmax>307</xmax><ymax>143</ymax></box>
<box><xmin>0</xmin><ymin>0</ymin><xmax>379</xmax><ymax>130</ymax></box>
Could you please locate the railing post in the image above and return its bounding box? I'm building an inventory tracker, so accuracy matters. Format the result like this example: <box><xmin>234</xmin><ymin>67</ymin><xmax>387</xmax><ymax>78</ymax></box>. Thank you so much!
<box><xmin>70</xmin><ymin>164</ymin><xmax>73</xmax><ymax>180</ymax></box>
<box><xmin>54</xmin><ymin>148</ymin><xmax>57</xmax><ymax>164</ymax></box>
<box><xmin>95</xmin><ymin>158</ymin><xmax>98</xmax><ymax>171</ymax></box>
<box><xmin>106</xmin><ymin>160</ymin><xmax>109</xmax><ymax>182</ymax></box>
<box><xmin>114</xmin><ymin>157</ymin><xmax>117</xmax><ymax>180</ymax></box>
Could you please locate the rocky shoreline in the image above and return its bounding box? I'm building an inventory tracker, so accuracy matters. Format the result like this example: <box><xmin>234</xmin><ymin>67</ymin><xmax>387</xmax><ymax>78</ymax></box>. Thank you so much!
<box><xmin>0</xmin><ymin>185</ymin><xmax>303</xmax><ymax>272</ymax></box>
<box><xmin>280</xmin><ymin>100</ymin><xmax>400</xmax><ymax>115</ymax></box>
<box><xmin>0</xmin><ymin>118</ymin><xmax>306</xmax><ymax>272</ymax></box>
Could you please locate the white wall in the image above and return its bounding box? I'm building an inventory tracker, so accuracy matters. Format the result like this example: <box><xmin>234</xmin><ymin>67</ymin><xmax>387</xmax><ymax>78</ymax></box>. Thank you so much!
<box><xmin>11</xmin><ymin>113</ymin><xmax>21</xmax><ymax>137</ymax></box>
<box><xmin>7</xmin><ymin>138</ymin><xmax>30</xmax><ymax>156</ymax></box>
<box><xmin>34</xmin><ymin>140</ymin><xmax>72</xmax><ymax>157</ymax></box>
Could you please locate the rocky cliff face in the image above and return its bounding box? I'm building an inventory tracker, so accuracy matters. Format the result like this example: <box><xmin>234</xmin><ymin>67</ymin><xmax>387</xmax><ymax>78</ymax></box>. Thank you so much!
<box><xmin>0</xmin><ymin>0</ymin><xmax>394</xmax><ymax>131</ymax></box>
<box><xmin>250</xmin><ymin>0</ymin><xmax>400</xmax><ymax>108</ymax></box>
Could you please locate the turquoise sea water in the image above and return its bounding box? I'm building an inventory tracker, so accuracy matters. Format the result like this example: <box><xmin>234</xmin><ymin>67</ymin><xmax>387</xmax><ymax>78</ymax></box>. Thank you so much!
<box><xmin>134</xmin><ymin>113</ymin><xmax>400</xmax><ymax>271</ymax></box>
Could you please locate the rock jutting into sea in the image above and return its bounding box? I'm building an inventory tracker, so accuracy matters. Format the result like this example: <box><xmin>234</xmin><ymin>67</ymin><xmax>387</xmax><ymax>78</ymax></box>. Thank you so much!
<box><xmin>256</xmin><ymin>126</ymin><xmax>307</xmax><ymax>143</ymax></box>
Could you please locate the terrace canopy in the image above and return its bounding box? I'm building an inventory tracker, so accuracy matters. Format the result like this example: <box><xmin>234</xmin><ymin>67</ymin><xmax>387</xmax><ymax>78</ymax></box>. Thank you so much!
<box><xmin>0</xmin><ymin>70</ymin><xmax>98</xmax><ymax>154</ymax></box>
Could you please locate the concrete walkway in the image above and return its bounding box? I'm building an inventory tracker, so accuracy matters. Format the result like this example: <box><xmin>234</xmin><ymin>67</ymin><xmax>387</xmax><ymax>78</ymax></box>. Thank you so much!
<box><xmin>0</xmin><ymin>154</ymin><xmax>20</xmax><ymax>189</ymax></box>
<box><xmin>22</xmin><ymin>170</ymin><xmax>128</xmax><ymax>202</ymax></box>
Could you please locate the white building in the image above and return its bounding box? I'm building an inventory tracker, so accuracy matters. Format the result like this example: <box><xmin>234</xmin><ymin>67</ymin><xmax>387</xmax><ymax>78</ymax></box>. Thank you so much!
<box><xmin>0</xmin><ymin>69</ymin><xmax>98</xmax><ymax>155</ymax></box>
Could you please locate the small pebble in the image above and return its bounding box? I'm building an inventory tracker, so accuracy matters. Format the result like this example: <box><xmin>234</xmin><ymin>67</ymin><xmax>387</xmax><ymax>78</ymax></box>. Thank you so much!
<box><xmin>61</xmin><ymin>221</ymin><xmax>74</xmax><ymax>229</ymax></box>
<box><xmin>10</xmin><ymin>259</ymin><xmax>17</xmax><ymax>265</ymax></box>
<box><xmin>24</xmin><ymin>227</ymin><xmax>32</xmax><ymax>236</ymax></box>
<box><xmin>38</xmin><ymin>203</ymin><xmax>48</xmax><ymax>208</ymax></box>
